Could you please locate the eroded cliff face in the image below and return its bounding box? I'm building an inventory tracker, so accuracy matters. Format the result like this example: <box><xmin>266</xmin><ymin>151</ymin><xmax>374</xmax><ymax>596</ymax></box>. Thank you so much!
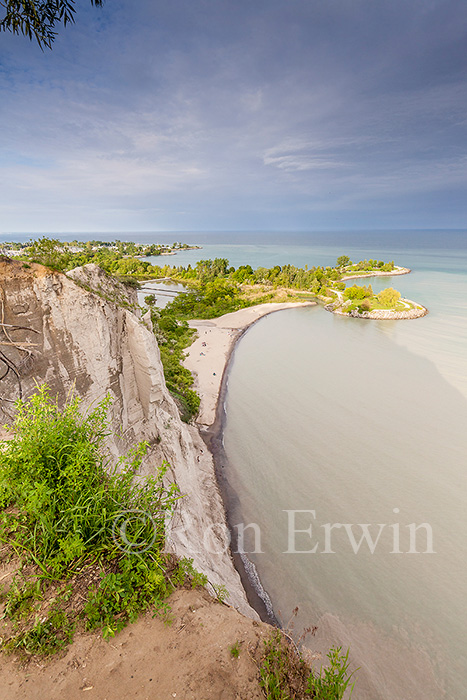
<box><xmin>0</xmin><ymin>258</ymin><xmax>254</xmax><ymax>617</ymax></box>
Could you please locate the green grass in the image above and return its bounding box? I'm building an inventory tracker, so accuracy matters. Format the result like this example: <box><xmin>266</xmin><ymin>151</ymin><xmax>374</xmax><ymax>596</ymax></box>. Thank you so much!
<box><xmin>345</xmin><ymin>298</ymin><xmax>411</xmax><ymax>313</ymax></box>
<box><xmin>229</xmin><ymin>640</ymin><xmax>241</xmax><ymax>658</ymax></box>
<box><xmin>5</xmin><ymin>609</ymin><xmax>74</xmax><ymax>655</ymax></box>
<box><xmin>0</xmin><ymin>386</ymin><xmax>201</xmax><ymax>655</ymax></box>
<box><xmin>259</xmin><ymin>631</ymin><xmax>299</xmax><ymax>700</ymax></box>
<box><xmin>258</xmin><ymin>631</ymin><xmax>356</xmax><ymax>700</ymax></box>
<box><xmin>307</xmin><ymin>647</ymin><xmax>356</xmax><ymax>699</ymax></box>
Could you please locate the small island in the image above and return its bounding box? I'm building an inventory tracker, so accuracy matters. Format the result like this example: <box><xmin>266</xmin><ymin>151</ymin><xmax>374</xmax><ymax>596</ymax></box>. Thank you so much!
<box><xmin>321</xmin><ymin>256</ymin><xmax>428</xmax><ymax>320</ymax></box>
<box><xmin>324</xmin><ymin>283</ymin><xmax>428</xmax><ymax>320</ymax></box>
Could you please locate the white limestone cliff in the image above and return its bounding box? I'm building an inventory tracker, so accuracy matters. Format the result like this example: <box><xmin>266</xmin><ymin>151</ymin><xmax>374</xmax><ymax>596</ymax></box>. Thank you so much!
<box><xmin>0</xmin><ymin>258</ymin><xmax>255</xmax><ymax>617</ymax></box>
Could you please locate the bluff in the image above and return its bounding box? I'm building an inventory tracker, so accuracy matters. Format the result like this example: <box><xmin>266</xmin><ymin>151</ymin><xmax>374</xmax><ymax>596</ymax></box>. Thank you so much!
<box><xmin>0</xmin><ymin>258</ymin><xmax>254</xmax><ymax>617</ymax></box>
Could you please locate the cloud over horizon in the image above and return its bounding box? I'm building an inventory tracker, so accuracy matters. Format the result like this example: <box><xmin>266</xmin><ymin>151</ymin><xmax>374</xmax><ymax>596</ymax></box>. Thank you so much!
<box><xmin>1</xmin><ymin>0</ymin><xmax>466</xmax><ymax>232</ymax></box>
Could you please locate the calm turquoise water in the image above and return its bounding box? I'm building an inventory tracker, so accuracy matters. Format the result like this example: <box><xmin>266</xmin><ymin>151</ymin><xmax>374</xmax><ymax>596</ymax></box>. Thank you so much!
<box><xmin>150</xmin><ymin>239</ymin><xmax>467</xmax><ymax>402</ymax></box>
<box><xmin>99</xmin><ymin>231</ymin><xmax>467</xmax><ymax>697</ymax></box>
<box><xmin>200</xmin><ymin>235</ymin><xmax>466</xmax><ymax>700</ymax></box>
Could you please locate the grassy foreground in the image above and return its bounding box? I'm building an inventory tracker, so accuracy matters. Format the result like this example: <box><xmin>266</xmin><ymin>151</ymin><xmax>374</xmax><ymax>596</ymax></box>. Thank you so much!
<box><xmin>0</xmin><ymin>387</ymin><xmax>356</xmax><ymax>697</ymax></box>
<box><xmin>0</xmin><ymin>386</ymin><xmax>204</xmax><ymax>653</ymax></box>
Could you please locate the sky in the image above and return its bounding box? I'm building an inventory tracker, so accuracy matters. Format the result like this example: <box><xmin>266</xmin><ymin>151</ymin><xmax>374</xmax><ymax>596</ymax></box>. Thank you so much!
<box><xmin>0</xmin><ymin>0</ymin><xmax>466</xmax><ymax>233</ymax></box>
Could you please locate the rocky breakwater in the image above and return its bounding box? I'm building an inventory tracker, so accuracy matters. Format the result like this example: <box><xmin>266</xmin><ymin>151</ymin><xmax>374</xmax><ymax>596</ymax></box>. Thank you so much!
<box><xmin>325</xmin><ymin>299</ymin><xmax>428</xmax><ymax>320</ymax></box>
<box><xmin>340</xmin><ymin>265</ymin><xmax>411</xmax><ymax>281</ymax></box>
<box><xmin>0</xmin><ymin>258</ymin><xmax>255</xmax><ymax>617</ymax></box>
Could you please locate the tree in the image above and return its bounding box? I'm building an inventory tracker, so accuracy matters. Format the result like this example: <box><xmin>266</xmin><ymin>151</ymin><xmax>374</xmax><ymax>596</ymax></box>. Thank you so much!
<box><xmin>377</xmin><ymin>287</ymin><xmax>401</xmax><ymax>308</ymax></box>
<box><xmin>360</xmin><ymin>298</ymin><xmax>371</xmax><ymax>311</ymax></box>
<box><xmin>344</xmin><ymin>284</ymin><xmax>373</xmax><ymax>301</ymax></box>
<box><xmin>336</xmin><ymin>255</ymin><xmax>351</xmax><ymax>269</ymax></box>
<box><xmin>0</xmin><ymin>0</ymin><xmax>103</xmax><ymax>50</ymax></box>
<box><xmin>144</xmin><ymin>294</ymin><xmax>157</xmax><ymax>307</ymax></box>
<box><xmin>26</xmin><ymin>236</ymin><xmax>71</xmax><ymax>271</ymax></box>
<box><xmin>195</xmin><ymin>258</ymin><xmax>229</xmax><ymax>281</ymax></box>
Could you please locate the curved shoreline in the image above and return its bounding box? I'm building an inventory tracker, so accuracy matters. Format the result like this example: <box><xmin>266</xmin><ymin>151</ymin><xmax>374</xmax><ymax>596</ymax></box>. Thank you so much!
<box><xmin>183</xmin><ymin>290</ymin><xmax>427</xmax><ymax>619</ymax></box>
<box><xmin>184</xmin><ymin>302</ymin><xmax>316</xmax><ymax>427</ymax></box>
<box><xmin>328</xmin><ymin>267</ymin><xmax>428</xmax><ymax>319</ymax></box>
<box><xmin>340</xmin><ymin>265</ymin><xmax>411</xmax><ymax>281</ymax></box>
<box><xmin>326</xmin><ymin>299</ymin><xmax>428</xmax><ymax>320</ymax></box>
<box><xmin>183</xmin><ymin>286</ymin><xmax>427</xmax><ymax>619</ymax></box>
<box><xmin>184</xmin><ymin>302</ymin><xmax>316</xmax><ymax>621</ymax></box>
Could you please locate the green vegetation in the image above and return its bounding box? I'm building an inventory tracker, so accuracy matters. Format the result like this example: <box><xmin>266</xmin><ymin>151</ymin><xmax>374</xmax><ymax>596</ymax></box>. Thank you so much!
<box><xmin>342</xmin><ymin>258</ymin><xmax>395</xmax><ymax>274</ymax></box>
<box><xmin>0</xmin><ymin>0</ymin><xmax>103</xmax><ymax>50</ymax></box>
<box><xmin>147</xmin><ymin>300</ymin><xmax>200</xmax><ymax>422</ymax></box>
<box><xmin>5</xmin><ymin>239</ymin><xmax>401</xmax><ymax>311</ymax></box>
<box><xmin>145</xmin><ymin>277</ymin><xmax>255</xmax><ymax>422</ymax></box>
<box><xmin>3</xmin><ymin>240</ymin><xmax>411</xmax><ymax>420</ymax></box>
<box><xmin>0</xmin><ymin>386</ymin><xmax>202</xmax><ymax>654</ymax></box>
<box><xmin>6</xmin><ymin>237</ymin><xmax>199</xmax><ymax>278</ymax></box>
<box><xmin>343</xmin><ymin>284</ymin><xmax>373</xmax><ymax>301</ymax></box>
<box><xmin>259</xmin><ymin>630</ymin><xmax>306</xmax><ymax>699</ymax></box>
<box><xmin>258</xmin><ymin>631</ymin><xmax>356</xmax><ymax>699</ymax></box>
<box><xmin>338</xmin><ymin>283</ymin><xmax>408</xmax><ymax>314</ymax></box>
<box><xmin>161</xmin><ymin>277</ymin><xmax>252</xmax><ymax>319</ymax></box>
<box><xmin>229</xmin><ymin>640</ymin><xmax>241</xmax><ymax>658</ymax></box>
<box><xmin>25</xmin><ymin>237</ymin><xmax>73</xmax><ymax>272</ymax></box>
<box><xmin>171</xmin><ymin>257</ymin><xmax>339</xmax><ymax>296</ymax></box>
<box><xmin>336</xmin><ymin>255</ymin><xmax>351</xmax><ymax>269</ymax></box>
<box><xmin>307</xmin><ymin>647</ymin><xmax>356</xmax><ymax>699</ymax></box>
<box><xmin>376</xmin><ymin>287</ymin><xmax>401</xmax><ymax>308</ymax></box>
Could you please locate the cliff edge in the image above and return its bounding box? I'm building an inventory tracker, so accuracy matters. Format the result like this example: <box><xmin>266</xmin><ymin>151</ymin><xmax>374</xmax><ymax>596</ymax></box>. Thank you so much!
<box><xmin>0</xmin><ymin>258</ymin><xmax>254</xmax><ymax>617</ymax></box>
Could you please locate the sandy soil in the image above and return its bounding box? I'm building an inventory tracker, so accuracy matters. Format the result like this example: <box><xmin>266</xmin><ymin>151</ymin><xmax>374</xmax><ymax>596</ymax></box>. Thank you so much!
<box><xmin>0</xmin><ymin>589</ymin><xmax>272</xmax><ymax>700</ymax></box>
<box><xmin>183</xmin><ymin>302</ymin><xmax>315</xmax><ymax>427</ymax></box>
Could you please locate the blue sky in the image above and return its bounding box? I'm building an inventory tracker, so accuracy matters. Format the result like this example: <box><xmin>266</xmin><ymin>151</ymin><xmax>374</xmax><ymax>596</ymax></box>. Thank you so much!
<box><xmin>1</xmin><ymin>0</ymin><xmax>466</xmax><ymax>232</ymax></box>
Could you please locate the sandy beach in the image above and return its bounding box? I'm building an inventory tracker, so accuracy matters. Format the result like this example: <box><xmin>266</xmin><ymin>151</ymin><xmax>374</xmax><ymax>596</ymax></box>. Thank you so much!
<box><xmin>183</xmin><ymin>302</ymin><xmax>316</xmax><ymax>427</ymax></box>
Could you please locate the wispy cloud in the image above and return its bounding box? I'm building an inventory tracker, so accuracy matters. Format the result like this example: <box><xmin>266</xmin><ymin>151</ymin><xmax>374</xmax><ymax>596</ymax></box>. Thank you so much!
<box><xmin>1</xmin><ymin>0</ymin><xmax>466</xmax><ymax>230</ymax></box>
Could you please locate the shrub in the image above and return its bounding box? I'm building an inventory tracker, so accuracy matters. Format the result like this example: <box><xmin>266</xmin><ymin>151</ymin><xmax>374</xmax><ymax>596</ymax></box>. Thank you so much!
<box><xmin>343</xmin><ymin>284</ymin><xmax>373</xmax><ymax>301</ymax></box>
<box><xmin>307</xmin><ymin>646</ymin><xmax>356</xmax><ymax>699</ymax></box>
<box><xmin>258</xmin><ymin>633</ymin><xmax>357</xmax><ymax>700</ymax></box>
<box><xmin>0</xmin><ymin>386</ymin><xmax>184</xmax><ymax>647</ymax></box>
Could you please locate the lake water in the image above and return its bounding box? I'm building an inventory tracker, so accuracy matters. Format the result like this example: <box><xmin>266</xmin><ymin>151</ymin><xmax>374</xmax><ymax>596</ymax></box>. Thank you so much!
<box><xmin>148</xmin><ymin>232</ymin><xmax>466</xmax><ymax>700</ymax></box>
<box><xmin>210</xmin><ymin>235</ymin><xmax>467</xmax><ymax>700</ymax></box>
<box><xmin>141</xmin><ymin>232</ymin><xmax>467</xmax><ymax>698</ymax></box>
<box><xmin>137</xmin><ymin>280</ymin><xmax>188</xmax><ymax>308</ymax></box>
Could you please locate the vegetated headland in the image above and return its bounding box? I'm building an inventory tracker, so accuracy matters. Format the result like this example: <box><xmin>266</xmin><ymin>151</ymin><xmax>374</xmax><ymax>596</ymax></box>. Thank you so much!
<box><xmin>0</xmin><ymin>238</ymin><xmax>427</xmax><ymax>699</ymax></box>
